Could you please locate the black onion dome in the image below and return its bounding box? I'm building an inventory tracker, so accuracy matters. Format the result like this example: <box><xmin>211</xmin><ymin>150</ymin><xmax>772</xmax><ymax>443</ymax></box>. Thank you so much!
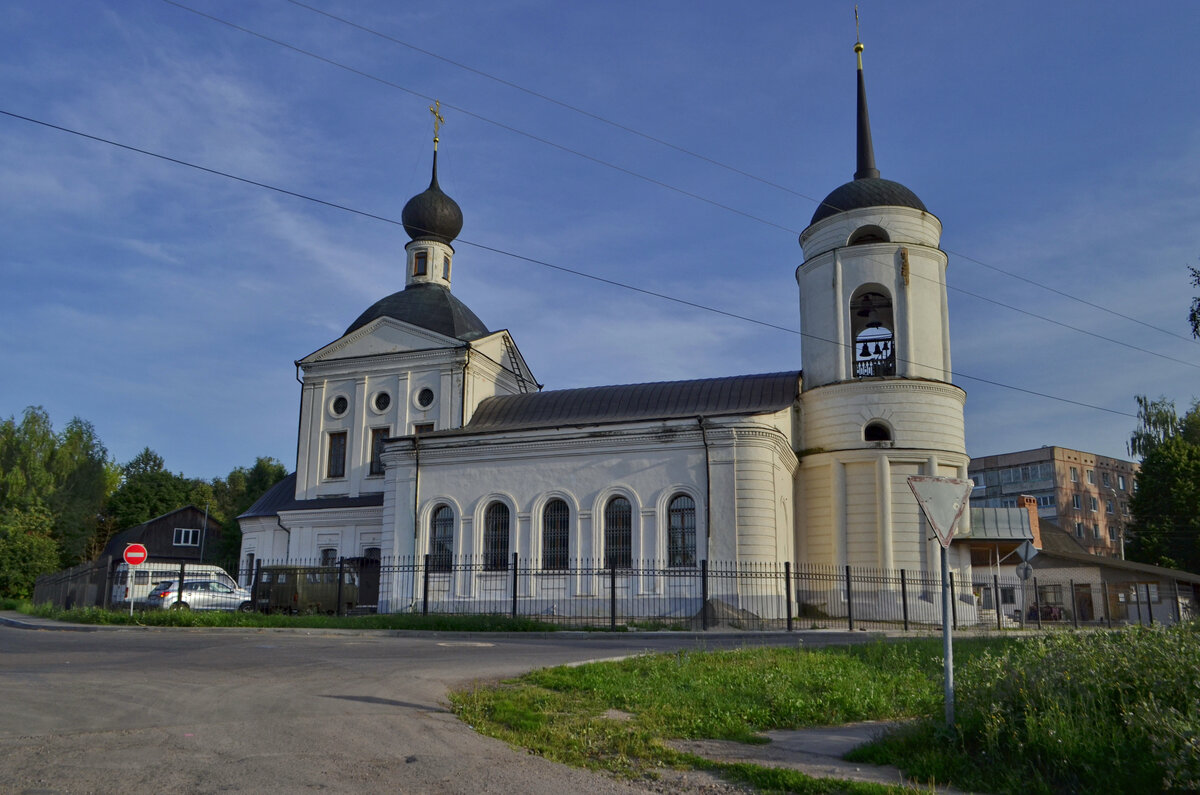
<box><xmin>344</xmin><ymin>283</ymin><xmax>489</xmax><ymax>341</ymax></box>
<box><xmin>401</xmin><ymin>153</ymin><xmax>463</xmax><ymax>244</ymax></box>
<box><xmin>809</xmin><ymin>177</ymin><xmax>927</xmax><ymax>225</ymax></box>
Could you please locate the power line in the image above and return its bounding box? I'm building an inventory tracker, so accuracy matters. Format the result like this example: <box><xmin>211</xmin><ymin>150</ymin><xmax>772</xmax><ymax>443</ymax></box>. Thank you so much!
<box><xmin>269</xmin><ymin>0</ymin><xmax>1200</xmax><ymax>348</ymax></box>
<box><xmin>156</xmin><ymin>0</ymin><xmax>798</xmax><ymax>235</ymax></box>
<box><xmin>0</xmin><ymin>107</ymin><xmax>1137</xmax><ymax>420</ymax></box>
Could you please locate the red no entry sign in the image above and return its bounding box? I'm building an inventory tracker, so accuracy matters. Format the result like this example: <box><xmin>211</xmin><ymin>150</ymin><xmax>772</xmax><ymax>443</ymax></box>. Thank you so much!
<box><xmin>124</xmin><ymin>543</ymin><xmax>148</xmax><ymax>566</ymax></box>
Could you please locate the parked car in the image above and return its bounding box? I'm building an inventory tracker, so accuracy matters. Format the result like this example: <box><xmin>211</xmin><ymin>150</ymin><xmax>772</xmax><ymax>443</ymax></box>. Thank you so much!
<box><xmin>146</xmin><ymin>580</ymin><xmax>253</xmax><ymax>612</ymax></box>
<box><xmin>111</xmin><ymin>563</ymin><xmax>237</xmax><ymax>608</ymax></box>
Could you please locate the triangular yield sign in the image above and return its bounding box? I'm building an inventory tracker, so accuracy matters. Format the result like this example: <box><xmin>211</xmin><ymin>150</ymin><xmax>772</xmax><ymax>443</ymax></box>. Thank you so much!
<box><xmin>907</xmin><ymin>475</ymin><xmax>974</xmax><ymax>549</ymax></box>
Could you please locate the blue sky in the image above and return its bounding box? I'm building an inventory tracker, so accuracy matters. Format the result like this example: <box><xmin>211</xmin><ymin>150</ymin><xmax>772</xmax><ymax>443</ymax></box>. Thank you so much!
<box><xmin>2</xmin><ymin>1</ymin><xmax>1198</xmax><ymax>479</ymax></box>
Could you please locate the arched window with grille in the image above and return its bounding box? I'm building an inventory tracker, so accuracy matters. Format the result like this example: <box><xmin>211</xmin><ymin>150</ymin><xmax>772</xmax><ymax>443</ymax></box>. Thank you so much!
<box><xmin>667</xmin><ymin>494</ymin><xmax>697</xmax><ymax>567</ymax></box>
<box><xmin>603</xmin><ymin>496</ymin><xmax>632</xmax><ymax>569</ymax></box>
<box><xmin>542</xmin><ymin>499</ymin><xmax>569</xmax><ymax>570</ymax></box>
<box><xmin>484</xmin><ymin>502</ymin><xmax>510</xmax><ymax>571</ymax></box>
<box><xmin>429</xmin><ymin>505</ymin><xmax>453</xmax><ymax>572</ymax></box>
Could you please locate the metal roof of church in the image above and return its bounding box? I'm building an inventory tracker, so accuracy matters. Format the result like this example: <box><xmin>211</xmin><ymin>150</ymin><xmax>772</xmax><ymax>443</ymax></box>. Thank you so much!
<box><xmin>238</xmin><ymin>473</ymin><xmax>384</xmax><ymax>519</ymax></box>
<box><xmin>344</xmin><ymin>283</ymin><xmax>489</xmax><ymax>340</ymax></box>
<box><xmin>442</xmin><ymin>371</ymin><xmax>801</xmax><ymax>435</ymax></box>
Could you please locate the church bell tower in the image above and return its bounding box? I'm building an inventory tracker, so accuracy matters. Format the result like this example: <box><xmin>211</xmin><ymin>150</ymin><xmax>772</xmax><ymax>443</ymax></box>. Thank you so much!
<box><xmin>795</xmin><ymin>36</ymin><xmax>969</xmax><ymax>574</ymax></box>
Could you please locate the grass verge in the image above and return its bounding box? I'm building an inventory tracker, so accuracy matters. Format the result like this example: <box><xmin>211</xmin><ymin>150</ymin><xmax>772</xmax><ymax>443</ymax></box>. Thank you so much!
<box><xmin>7</xmin><ymin>601</ymin><xmax>558</xmax><ymax>632</ymax></box>
<box><xmin>451</xmin><ymin>638</ymin><xmax>1004</xmax><ymax>790</ymax></box>
<box><xmin>452</xmin><ymin>627</ymin><xmax>1200</xmax><ymax>793</ymax></box>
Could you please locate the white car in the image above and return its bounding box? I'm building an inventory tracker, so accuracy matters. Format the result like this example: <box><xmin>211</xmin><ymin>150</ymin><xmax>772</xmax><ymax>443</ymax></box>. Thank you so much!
<box><xmin>146</xmin><ymin>580</ymin><xmax>254</xmax><ymax>612</ymax></box>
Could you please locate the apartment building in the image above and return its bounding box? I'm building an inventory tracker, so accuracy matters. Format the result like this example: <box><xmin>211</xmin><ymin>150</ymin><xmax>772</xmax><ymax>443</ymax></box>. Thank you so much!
<box><xmin>968</xmin><ymin>447</ymin><xmax>1137</xmax><ymax>558</ymax></box>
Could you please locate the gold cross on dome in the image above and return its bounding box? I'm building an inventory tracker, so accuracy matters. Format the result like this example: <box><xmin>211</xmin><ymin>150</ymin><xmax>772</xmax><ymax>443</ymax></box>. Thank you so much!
<box><xmin>429</xmin><ymin>100</ymin><xmax>444</xmax><ymax>149</ymax></box>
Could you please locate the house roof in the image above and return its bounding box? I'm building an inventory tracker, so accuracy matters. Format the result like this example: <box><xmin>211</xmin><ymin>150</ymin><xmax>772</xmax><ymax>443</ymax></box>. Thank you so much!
<box><xmin>1031</xmin><ymin>521</ymin><xmax>1200</xmax><ymax>583</ymax></box>
<box><xmin>238</xmin><ymin>473</ymin><xmax>384</xmax><ymax>519</ymax></box>
<box><xmin>962</xmin><ymin>506</ymin><xmax>1034</xmax><ymax>542</ymax></box>
<box><xmin>428</xmin><ymin>371</ymin><xmax>801</xmax><ymax>436</ymax></box>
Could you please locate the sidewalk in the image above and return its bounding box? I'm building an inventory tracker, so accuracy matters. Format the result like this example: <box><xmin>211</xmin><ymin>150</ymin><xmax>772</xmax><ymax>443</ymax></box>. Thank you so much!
<box><xmin>669</xmin><ymin>723</ymin><xmax>967</xmax><ymax>793</ymax></box>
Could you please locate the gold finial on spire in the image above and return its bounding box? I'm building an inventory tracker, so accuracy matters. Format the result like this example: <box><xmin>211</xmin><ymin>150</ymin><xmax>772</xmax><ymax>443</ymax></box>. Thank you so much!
<box><xmin>429</xmin><ymin>100</ymin><xmax>445</xmax><ymax>150</ymax></box>
<box><xmin>854</xmin><ymin>6</ymin><xmax>864</xmax><ymax>68</ymax></box>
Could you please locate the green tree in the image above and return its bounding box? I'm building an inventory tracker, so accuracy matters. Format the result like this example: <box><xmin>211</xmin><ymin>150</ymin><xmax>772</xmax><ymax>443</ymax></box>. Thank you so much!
<box><xmin>0</xmin><ymin>408</ymin><xmax>118</xmax><ymax>566</ymax></box>
<box><xmin>105</xmin><ymin>447</ymin><xmax>195</xmax><ymax>531</ymax></box>
<box><xmin>1128</xmin><ymin>398</ymin><xmax>1200</xmax><ymax>573</ymax></box>
<box><xmin>1128</xmin><ymin>435</ymin><xmax>1200</xmax><ymax>572</ymax></box>
<box><xmin>0</xmin><ymin>506</ymin><xmax>61</xmax><ymax>599</ymax></box>
<box><xmin>1189</xmin><ymin>264</ymin><xmax>1199</xmax><ymax>339</ymax></box>
<box><xmin>209</xmin><ymin>457</ymin><xmax>288</xmax><ymax>571</ymax></box>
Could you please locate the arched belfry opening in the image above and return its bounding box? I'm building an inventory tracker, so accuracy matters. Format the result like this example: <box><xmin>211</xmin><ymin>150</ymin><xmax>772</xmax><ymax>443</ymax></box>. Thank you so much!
<box><xmin>851</xmin><ymin>286</ymin><xmax>895</xmax><ymax>377</ymax></box>
<box><xmin>848</xmin><ymin>224</ymin><xmax>889</xmax><ymax>245</ymax></box>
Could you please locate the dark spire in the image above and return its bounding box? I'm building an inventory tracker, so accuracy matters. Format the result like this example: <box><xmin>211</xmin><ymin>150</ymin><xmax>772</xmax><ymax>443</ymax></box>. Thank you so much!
<box><xmin>853</xmin><ymin>40</ymin><xmax>879</xmax><ymax>180</ymax></box>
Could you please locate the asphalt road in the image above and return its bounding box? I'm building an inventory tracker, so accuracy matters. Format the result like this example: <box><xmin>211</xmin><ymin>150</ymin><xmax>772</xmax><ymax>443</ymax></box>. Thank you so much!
<box><xmin>0</xmin><ymin>624</ymin><xmax>872</xmax><ymax>794</ymax></box>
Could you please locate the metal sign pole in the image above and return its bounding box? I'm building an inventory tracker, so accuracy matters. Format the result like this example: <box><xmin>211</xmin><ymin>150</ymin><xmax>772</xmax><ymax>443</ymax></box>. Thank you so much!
<box><xmin>907</xmin><ymin>475</ymin><xmax>973</xmax><ymax>730</ymax></box>
<box><xmin>941</xmin><ymin>544</ymin><xmax>954</xmax><ymax>726</ymax></box>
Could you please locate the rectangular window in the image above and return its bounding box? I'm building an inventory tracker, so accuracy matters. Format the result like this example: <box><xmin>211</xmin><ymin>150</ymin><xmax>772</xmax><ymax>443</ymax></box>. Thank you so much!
<box><xmin>1118</xmin><ymin>475</ymin><xmax>1126</xmax><ymax>490</ymax></box>
<box><xmin>1090</xmin><ymin>497</ymin><xmax>1099</xmax><ymax>512</ymax></box>
<box><xmin>1072</xmin><ymin>494</ymin><xmax>1082</xmax><ymax>510</ymax></box>
<box><xmin>173</xmin><ymin>527</ymin><xmax>200</xmax><ymax>546</ymax></box>
<box><xmin>1070</xmin><ymin>467</ymin><xmax>1079</xmax><ymax>482</ymax></box>
<box><xmin>320</xmin><ymin>548</ymin><xmax>338</xmax><ymax>566</ymax></box>
<box><xmin>1102</xmin><ymin>472</ymin><xmax>1111</xmax><ymax>487</ymax></box>
<box><xmin>369</xmin><ymin>427</ymin><xmax>388</xmax><ymax>476</ymax></box>
<box><xmin>1075</xmin><ymin>522</ymin><xmax>1084</xmax><ymax>538</ymax></box>
<box><xmin>327</xmin><ymin>431</ymin><xmax>347</xmax><ymax>478</ymax></box>
<box><xmin>1106</xmin><ymin>499</ymin><xmax>1114</xmax><ymax>514</ymax></box>
<box><xmin>442</xmin><ymin>256</ymin><xmax>450</xmax><ymax>279</ymax></box>
<box><xmin>413</xmin><ymin>422</ymin><xmax>434</xmax><ymax>435</ymax></box>
<box><xmin>1087</xmin><ymin>470</ymin><xmax>1095</xmax><ymax>484</ymax></box>
<box><xmin>1108</xmin><ymin>525</ymin><xmax>1117</xmax><ymax>540</ymax></box>
<box><xmin>1093</xmin><ymin>523</ymin><xmax>1101</xmax><ymax>539</ymax></box>
<box><xmin>413</xmin><ymin>251</ymin><xmax>427</xmax><ymax>276</ymax></box>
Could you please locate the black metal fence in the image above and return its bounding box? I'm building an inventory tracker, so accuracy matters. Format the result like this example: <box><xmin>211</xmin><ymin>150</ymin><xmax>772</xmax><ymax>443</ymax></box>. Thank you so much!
<box><xmin>32</xmin><ymin>555</ymin><xmax>1197</xmax><ymax>632</ymax></box>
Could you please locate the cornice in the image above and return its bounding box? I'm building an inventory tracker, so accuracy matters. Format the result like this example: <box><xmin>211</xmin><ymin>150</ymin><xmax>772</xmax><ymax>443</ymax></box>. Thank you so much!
<box><xmin>803</xmin><ymin>378</ymin><xmax>966</xmax><ymax>405</ymax></box>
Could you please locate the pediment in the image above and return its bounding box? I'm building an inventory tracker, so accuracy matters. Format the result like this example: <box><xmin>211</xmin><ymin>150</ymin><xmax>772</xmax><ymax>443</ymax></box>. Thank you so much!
<box><xmin>300</xmin><ymin>316</ymin><xmax>460</xmax><ymax>364</ymax></box>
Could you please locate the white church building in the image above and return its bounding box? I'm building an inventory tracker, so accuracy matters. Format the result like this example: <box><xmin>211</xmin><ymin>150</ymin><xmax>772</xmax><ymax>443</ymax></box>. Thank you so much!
<box><xmin>239</xmin><ymin>41</ymin><xmax>972</xmax><ymax>615</ymax></box>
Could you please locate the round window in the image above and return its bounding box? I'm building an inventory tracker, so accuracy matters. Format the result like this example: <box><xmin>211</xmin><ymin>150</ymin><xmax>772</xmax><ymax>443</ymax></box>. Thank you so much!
<box><xmin>374</xmin><ymin>392</ymin><xmax>391</xmax><ymax>412</ymax></box>
<box><xmin>417</xmin><ymin>388</ymin><xmax>435</xmax><ymax>409</ymax></box>
<box><xmin>331</xmin><ymin>396</ymin><xmax>349</xmax><ymax>416</ymax></box>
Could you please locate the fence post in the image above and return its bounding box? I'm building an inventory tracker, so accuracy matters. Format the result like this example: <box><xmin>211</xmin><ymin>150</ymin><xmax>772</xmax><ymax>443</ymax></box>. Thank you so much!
<box><xmin>422</xmin><ymin>554</ymin><xmax>430</xmax><ymax>616</ymax></box>
<box><xmin>784</xmin><ymin>562</ymin><xmax>793</xmax><ymax>632</ymax></box>
<box><xmin>610</xmin><ymin>562</ymin><xmax>618</xmax><ymax>631</ymax></box>
<box><xmin>1101</xmin><ymin>580</ymin><xmax>1111</xmax><ymax>628</ymax></box>
<box><xmin>949</xmin><ymin>570</ymin><xmax>957</xmax><ymax>630</ymax></box>
<box><xmin>103</xmin><ymin>558</ymin><xmax>117</xmax><ymax>610</ymax></box>
<box><xmin>1033</xmin><ymin>577</ymin><xmax>1042</xmax><ymax>630</ymax></box>
<box><xmin>252</xmin><ymin>559</ymin><xmax>262</xmax><ymax>613</ymax></box>
<box><xmin>900</xmin><ymin>569</ymin><xmax>910</xmax><ymax>632</ymax></box>
<box><xmin>845</xmin><ymin>565</ymin><xmax>854</xmax><ymax>631</ymax></box>
<box><xmin>1146</xmin><ymin>583</ymin><xmax>1154</xmax><ymax>626</ymax></box>
<box><xmin>700</xmin><ymin>560</ymin><xmax>708</xmax><ymax>631</ymax></box>
<box><xmin>336</xmin><ymin>557</ymin><xmax>346</xmax><ymax>617</ymax></box>
<box><xmin>1069</xmin><ymin>579</ymin><xmax>1078</xmax><ymax>629</ymax></box>
<box><xmin>511</xmin><ymin>552</ymin><xmax>519</xmax><ymax>618</ymax></box>
<box><xmin>994</xmin><ymin>574</ymin><xmax>1003</xmax><ymax>631</ymax></box>
<box><xmin>177</xmin><ymin>562</ymin><xmax>185</xmax><ymax>607</ymax></box>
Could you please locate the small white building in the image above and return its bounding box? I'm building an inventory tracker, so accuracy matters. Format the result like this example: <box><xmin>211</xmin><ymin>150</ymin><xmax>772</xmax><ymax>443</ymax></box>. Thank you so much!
<box><xmin>240</xmin><ymin>39</ymin><xmax>973</xmax><ymax>615</ymax></box>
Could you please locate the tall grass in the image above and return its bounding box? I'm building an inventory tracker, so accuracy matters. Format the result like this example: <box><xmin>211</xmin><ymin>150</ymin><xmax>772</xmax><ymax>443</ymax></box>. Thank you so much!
<box><xmin>852</xmin><ymin>624</ymin><xmax>1200</xmax><ymax>793</ymax></box>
